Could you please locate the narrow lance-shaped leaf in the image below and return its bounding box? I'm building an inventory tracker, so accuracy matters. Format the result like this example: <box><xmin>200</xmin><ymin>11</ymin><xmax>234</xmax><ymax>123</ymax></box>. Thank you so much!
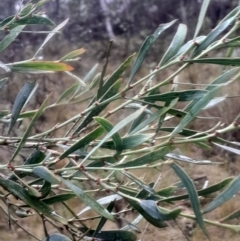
<box><xmin>33</xmin><ymin>166</ymin><xmax>60</xmax><ymax>184</ymax></box>
<box><xmin>0</xmin><ymin>77</ymin><xmax>8</xmax><ymax>89</ymax></box>
<box><xmin>59</xmin><ymin>126</ymin><xmax>104</xmax><ymax>160</ymax></box>
<box><xmin>42</xmin><ymin>233</ymin><xmax>72</xmax><ymax>241</ymax></box>
<box><xmin>94</xmin><ymin>200</ymin><xmax>115</xmax><ymax>236</ymax></box>
<box><xmin>8</xmin><ymin>61</ymin><xmax>73</xmax><ymax>74</ymax></box>
<box><xmin>73</xmin><ymin>79</ymin><xmax>121</xmax><ymax>134</ymax></box>
<box><xmin>99</xmin><ymin>133</ymin><xmax>154</xmax><ymax>150</ymax></box>
<box><xmin>81</xmin><ymin>106</ymin><xmax>146</xmax><ymax>164</ymax></box>
<box><xmin>184</xmin><ymin>67</ymin><xmax>239</xmax><ymax>111</ymax></box>
<box><xmin>161</xmin><ymin>177</ymin><xmax>233</xmax><ymax>203</ymax></box>
<box><xmin>0</xmin><ymin>178</ymin><xmax>67</xmax><ymax>225</ymax></box>
<box><xmin>142</xmin><ymin>90</ymin><xmax>207</xmax><ymax>102</ymax></box>
<box><xmin>128</xmin><ymin>19</ymin><xmax>177</xmax><ymax>84</ymax></box>
<box><xmin>220</xmin><ymin>209</ymin><xmax>240</xmax><ymax>222</ymax></box>
<box><xmin>203</xmin><ymin>175</ymin><xmax>240</xmax><ymax>214</ymax></box>
<box><xmin>169</xmin><ymin>162</ymin><xmax>209</xmax><ymax>238</ymax></box>
<box><xmin>8</xmin><ymin>80</ymin><xmax>36</xmax><ymax>134</ymax></box>
<box><xmin>213</xmin><ymin>142</ymin><xmax>240</xmax><ymax>155</ymax></box>
<box><xmin>10</xmin><ymin>93</ymin><xmax>51</xmax><ymax>162</ymax></box>
<box><xmin>171</xmin><ymin>87</ymin><xmax>220</xmax><ymax>136</ymax></box>
<box><xmin>78</xmin><ymin>194</ymin><xmax>122</xmax><ymax>216</ymax></box>
<box><xmin>94</xmin><ymin>117</ymin><xmax>123</xmax><ymax>156</ymax></box>
<box><xmin>59</xmin><ymin>48</ymin><xmax>86</xmax><ymax>61</ymax></box>
<box><xmin>3</xmin><ymin>15</ymin><xmax>55</xmax><ymax>30</ymax></box>
<box><xmin>193</xmin><ymin>15</ymin><xmax>238</xmax><ymax>57</ymax></box>
<box><xmin>60</xmin><ymin>177</ymin><xmax>114</xmax><ymax>221</ymax></box>
<box><xmin>55</xmin><ymin>82</ymin><xmax>79</xmax><ymax>103</ymax></box>
<box><xmin>0</xmin><ymin>25</ymin><xmax>25</xmax><ymax>53</ymax></box>
<box><xmin>159</xmin><ymin>23</ymin><xmax>187</xmax><ymax>66</ymax></box>
<box><xmin>115</xmin><ymin>146</ymin><xmax>171</xmax><ymax>168</ymax></box>
<box><xmin>78</xmin><ymin>228</ymin><xmax>137</xmax><ymax>241</ymax></box>
<box><xmin>34</xmin><ymin>18</ymin><xmax>68</xmax><ymax>57</ymax></box>
<box><xmin>193</xmin><ymin>0</ymin><xmax>211</xmax><ymax>40</ymax></box>
<box><xmin>185</xmin><ymin>58</ymin><xmax>240</xmax><ymax>66</ymax></box>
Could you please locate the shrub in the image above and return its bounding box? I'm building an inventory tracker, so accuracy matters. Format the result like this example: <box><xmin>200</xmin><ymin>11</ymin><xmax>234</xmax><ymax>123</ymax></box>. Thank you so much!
<box><xmin>1</xmin><ymin>1</ymin><xmax>240</xmax><ymax>240</ymax></box>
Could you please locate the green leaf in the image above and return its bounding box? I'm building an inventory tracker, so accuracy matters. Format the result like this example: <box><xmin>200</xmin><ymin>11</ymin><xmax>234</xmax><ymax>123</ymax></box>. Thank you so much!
<box><xmin>115</xmin><ymin>146</ymin><xmax>171</xmax><ymax>168</ymax></box>
<box><xmin>100</xmin><ymin>133</ymin><xmax>154</xmax><ymax>150</ymax></box>
<box><xmin>143</xmin><ymin>90</ymin><xmax>207</xmax><ymax>102</ymax></box>
<box><xmin>79</xmin><ymin>228</ymin><xmax>137</xmax><ymax>241</ymax></box>
<box><xmin>213</xmin><ymin>142</ymin><xmax>240</xmax><ymax>155</ymax></box>
<box><xmin>160</xmin><ymin>23</ymin><xmax>187</xmax><ymax>66</ymax></box>
<box><xmin>43</xmin><ymin>193</ymin><xmax>76</xmax><ymax>205</ymax></box>
<box><xmin>7</xmin><ymin>14</ymin><xmax>55</xmax><ymax>29</ymax></box>
<box><xmin>193</xmin><ymin>0</ymin><xmax>211</xmax><ymax>40</ymax></box>
<box><xmin>8</xmin><ymin>61</ymin><xmax>73</xmax><ymax>74</ymax></box>
<box><xmin>140</xmin><ymin>200</ymin><xmax>181</xmax><ymax>220</ymax></box>
<box><xmin>55</xmin><ymin>82</ymin><xmax>80</xmax><ymax>103</ymax></box>
<box><xmin>203</xmin><ymin>175</ymin><xmax>240</xmax><ymax>214</ymax></box>
<box><xmin>60</xmin><ymin>177</ymin><xmax>114</xmax><ymax>221</ymax></box>
<box><xmin>220</xmin><ymin>209</ymin><xmax>240</xmax><ymax>222</ymax></box>
<box><xmin>129</xmin><ymin>20</ymin><xmax>177</xmax><ymax>84</ymax></box>
<box><xmin>78</xmin><ymin>194</ymin><xmax>122</xmax><ymax>216</ymax></box>
<box><xmin>10</xmin><ymin>93</ymin><xmax>51</xmax><ymax>162</ymax></box>
<box><xmin>42</xmin><ymin>233</ymin><xmax>72</xmax><ymax>241</ymax></box>
<box><xmin>94</xmin><ymin>201</ymin><xmax>115</xmax><ymax>236</ymax></box>
<box><xmin>99</xmin><ymin>54</ymin><xmax>134</xmax><ymax>99</ymax></box>
<box><xmin>122</xmin><ymin>171</ymin><xmax>158</xmax><ymax>196</ymax></box>
<box><xmin>34</xmin><ymin>18</ymin><xmax>68</xmax><ymax>57</ymax></box>
<box><xmin>39</xmin><ymin>181</ymin><xmax>51</xmax><ymax>199</ymax></box>
<box><xmin>59</xmin><ymin>48</ymin><xmax>86</xmax><ymax>61</ymax></box>
<box><xmin>185</xmin><ymin>58</ymin><xmax>240</xmax><ymax>66</ymax></box>
<box><xmin>0</xmin><ymin>25</ymin><xmax>25</xmax><ymax>52</ymax></box>
<box><xmin>193</xmin><ymin>15</ymin><xmax>237</xmax><ymax>56</ymax></box>
<box><xmin>94</xmin><ymin>117</ymin><xmax>123</xmax><ymax>156</ymax></box>
<box><xmin>0</xmin><ymin>178</ymin><xmax>67</xmax><ymax>225</ymax></box>
<box><xmin>127</xmin><ymin>198</ymin><xmax>167</xmax><ymax>228</ymax></box>
<box><xmin>8</xmin><ymin>80</ymin><xmax>36</xmax><ymax>134</ymax></box>
<box><xmin>59</xmin><ymin>126</ymin><xmax>104</xmax><ymax>160</ymax></box>
<box><xmin>171</xmin><ymin>86</ymin><xmax>220</xmax><ymax>136</ymax></box>
<box><xmin>73</xmin><ymin>79</ymin><xmax>121</xmax><ymax>134</ymax></box>
<box><xmin>33</xmin><ymin>166</ymin><xmax>60</xmax><ymax>184</ymax></box>
<box><xmin>0</xmin><ymin>77</ymin><xmax>8</xmax><ymax>89</ymax></box>
<box><xmin>169</xmin><ymin>162</ymin><xmax>208</xmax><ymax>238</ymax></box>
<box><xmin>161</xmin><ymin>177</ymin><xmax>233</xmax><ymax>203</ymax></box>
<box><xmin>81</xmin><ymin>106</ymin><xmax>146</xmax><ymax>164</ymax></box>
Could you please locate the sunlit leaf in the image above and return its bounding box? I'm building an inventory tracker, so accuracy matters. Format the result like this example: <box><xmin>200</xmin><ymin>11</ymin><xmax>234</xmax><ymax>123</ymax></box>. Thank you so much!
<box><xmin>59</xmin><ymin>48</ymin><xmax>86</xmax><ymax>61</ymax></box>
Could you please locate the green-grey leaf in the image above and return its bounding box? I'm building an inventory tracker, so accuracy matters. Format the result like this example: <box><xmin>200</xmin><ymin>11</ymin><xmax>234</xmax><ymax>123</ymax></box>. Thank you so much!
<box><xmin>81</xmin><ymin>106</ymin><xmax>146</xmax><ymax>164</ymax></box>
<box><xmin>10</xmin><ymin>93</ymin><xmax>51</xmax><ymax>162</ymax></box>
<box><xmin>160</xmin><ymin>23</ymin><xmax>187</xmax><ymax>66</ymax></box>
<box><xmin>129</xmin><ymin>20</ymin><xmax>177</xmax><ymax>84</ymax></box>
<box><xmin>60</xmin><ymin>177</ymin><xmax>114</xmax><ymax>221</ymax></box>
<box><xmin>79</xmin><ymin>228</ymin><xmax>137</xmax><ymax>241</ymax></box>
<box><xmin>43</xmin><ymin>193</ymin><xmax>76</xmax><ymax>205</ymax></box>
<box><xmin>143</xmin><ymin>90</ymin><xmax>207</xmax><ymax>102</ymax></box>
<box><xmin>203</xmin><ymin>175</ymin><xmax>240</xmax><ymax>214</ymax></box>
<box><xmin>186</xmin><ymin>58</ymin><xmax>240</xmax><ymax>66</ymax></box>
<box><xmin>59</xmin><ymin>126</ymin><xmax>104</xmax><ymax>160</ymax></box>
<box><xmin>0</xmin><ymin>178</ymin><xmax>67</xmax><ymax>225</ymax></box>
<box><xmin>193</xmin><ymin>0</ymin><xmax>210</xmax><ymax>40</ymax></box>
<box><xmin>8</xmin><ymin>80</ymin><xmax>36</xmax><ymax>134</ymax></box>
<box><xmin>220</xmin><ymin>209</ymin><xmax>240</xmax><ymax>222</ymax></box>
<box><xmin>171</xmin><ymin>86</ymin><xmax>220</xmax><ymax>136</ymax></box>
<box><xmin>0</xmin><ymin>25</ymin><xmax>25</xmax><ymax>52</ymax></box>
<box><xmin>115</xmin><ymin>146</ymin><xmax>171</xmax><ymax>168</ymax></box>
<box><xmin>94</xmin><ymin>117</ymin><xmax>123</xmax><ymax>156</ymax></box>
<box><xmin>100</xmin><ymin>133</ymin><xmax>154</xmax><ymax>150</ymax></box>
<box><xmin>33</xmin><ymin>166</ymin><xmax>60</xmax><ymax>184</ymax></box>
<box><xmin>42</xmin><ymin>233</ymin><xmax>72</xmax><ymax>241</ymax></box>
<box><xmin>193</xmin><ymin>15</ymin><xmax>237</xmax><ymax>56</ymax></box>
<box><xmin>169</xmin><ymin>162</ymin><xmax>208</xmax><ymax>238</ymax></box>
